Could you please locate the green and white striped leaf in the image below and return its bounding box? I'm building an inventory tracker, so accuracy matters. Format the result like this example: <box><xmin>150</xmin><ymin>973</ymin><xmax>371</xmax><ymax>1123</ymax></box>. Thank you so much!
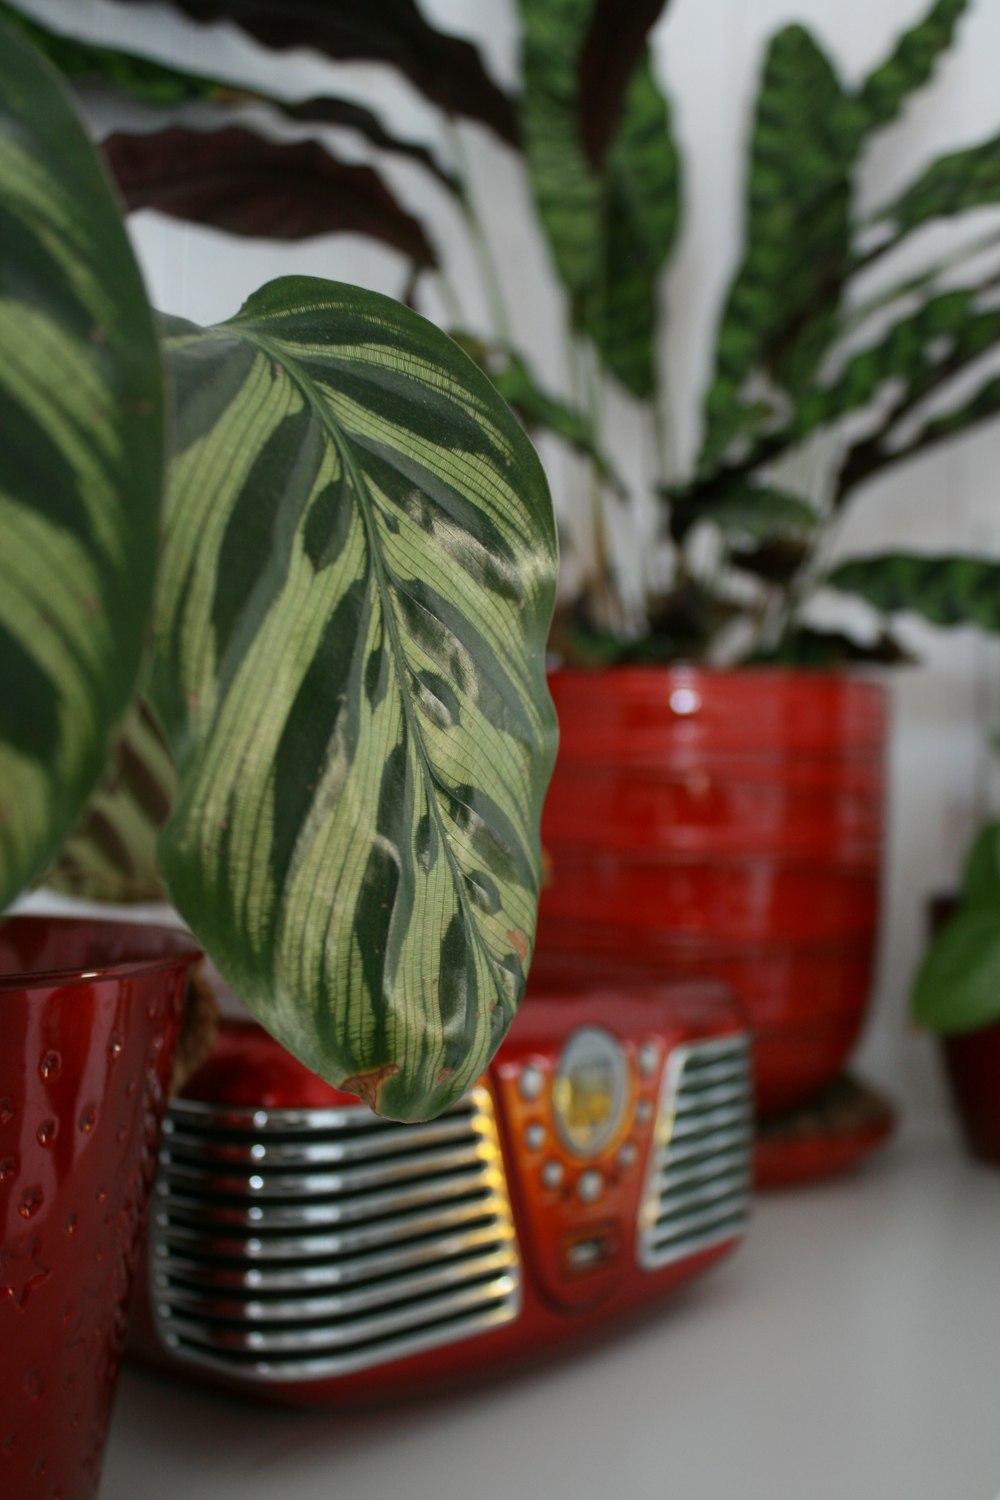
<box><xmin>827</xmin><ymin>554</ymin><xmax>1000</xmax><ymax>632</ymax></box>
<box><xmin>0</xmin><ymin>18</ymin><xmax>163</xmax><ymax>909</ymax></box>
<box><xmin>153</xmin><ymin>278</ymin><xmax>558</xmax><ymax>1121</ymax></box>
<box><xmin>856</xmin><ymin>0</ymin><xmax>969</xmax><ymax>136</ymax></box>
<box><xmin>699</xmin><ymin>26</ymin><xmax>854</xmax><ymax>470</ymax></box>
<box><xmin>47</xmin><ymin>698</ymin><xmax>174</xmax><ymax>903</ymax></box>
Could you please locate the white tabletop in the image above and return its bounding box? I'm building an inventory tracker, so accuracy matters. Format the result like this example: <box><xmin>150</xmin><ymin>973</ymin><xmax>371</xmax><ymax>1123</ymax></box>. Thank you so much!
<box><xmin>102</xmin><ymin>1117</ymin><xmax>1000</xmax><ymax>1500</ymax></box>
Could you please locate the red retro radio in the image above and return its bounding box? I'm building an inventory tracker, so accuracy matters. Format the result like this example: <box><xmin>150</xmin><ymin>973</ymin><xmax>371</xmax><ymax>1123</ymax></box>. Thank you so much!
<box><xmin>129</xmin><ymin>973</ymin><xmax>752</xmax><ymax>1403</ymax></box>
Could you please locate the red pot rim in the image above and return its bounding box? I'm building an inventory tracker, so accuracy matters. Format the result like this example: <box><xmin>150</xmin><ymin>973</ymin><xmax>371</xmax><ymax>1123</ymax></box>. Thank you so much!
<box><xmin>547</xmin><ymin>660</ymin><xmax>885</xmax><ymax>695</ymax></box>
<box><xmin>0</xmin><ymin>914</ymin><xmax>202</xmax><ymax>991</ymax></box>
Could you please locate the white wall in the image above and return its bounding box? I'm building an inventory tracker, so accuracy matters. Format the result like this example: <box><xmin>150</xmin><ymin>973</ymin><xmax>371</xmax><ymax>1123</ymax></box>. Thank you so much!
<box><xmin>20</xmin><ymin>0</ymin><xmax>1000</xmax><ymax>1118</ymax></box>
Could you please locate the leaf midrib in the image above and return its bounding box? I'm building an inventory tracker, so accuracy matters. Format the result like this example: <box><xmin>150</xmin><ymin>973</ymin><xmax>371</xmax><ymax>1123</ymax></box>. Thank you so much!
<box><xmin>231</xmin><ymin>326</ymin><xmax>510</xmax><ymax>1008</ymax></box>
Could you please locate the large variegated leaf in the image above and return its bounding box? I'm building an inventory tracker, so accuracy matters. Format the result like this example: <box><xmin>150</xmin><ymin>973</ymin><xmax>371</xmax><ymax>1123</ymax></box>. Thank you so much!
<box><xmin>0</xmin><ymin>19</ymin><xmax>163</xmax><ymax>908</ymax></box>
<box><xmin>827</xmin><ymin>554</ymin><xmax>1000</xmax><ymax>632</ymax></box>
<box><xmin>856</xmin><ymin>0</ymin><xmax>968</xmax><ymax>135</ymax></box>
<box><xmin>152</xmin><ymin>278</ymin><xmax>558</xmax><ymax>1121</ymax></box>
<box><xmin>699</xmin><ymin>26</ymin><xmax>854</xmax><ymax>471</ymax></box>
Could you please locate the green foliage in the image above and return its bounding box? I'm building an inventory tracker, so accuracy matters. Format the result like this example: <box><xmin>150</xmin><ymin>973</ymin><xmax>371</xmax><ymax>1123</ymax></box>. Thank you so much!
<box><xmin>7</xmin><ymin>0</ymin><xmax>1000</xmax><ymax>670</ymax></box>
<box><xmin>913</xmin><ymin>821</ymin><xmax>1000</xmax><ymax>1034</ymax></box>
<box><xmin>698</xmin><ymin>26</ymin><xmax>855</xmax><ymax>469</ymax></box>
<box><xmin>0</xmin><ymin>21</ymin><xmax>163</xmax><ymax>908</ymax></box>
<box><xmin>153</xmin><ymin>280</ymin><xmax>557</xmax><ymax>1120</ymax></box>
<box><xmin>518</xmin><ymin>0</ymin><xmax>679</xmax><ymax>398</ymax></box>
<box><xmin>0</xmin><ymin>19</ymin><xmax>559</xmax><ymax>1121</ymax></box>
<box><xmin>856</xmin><ymin>0</ymin><xmax>968</xmax><ymax>133</ymax></box>
<box><xmin>827</xmin><ymin>554</ymin><xmax>1000</xmax><ymax>634</ymax></box>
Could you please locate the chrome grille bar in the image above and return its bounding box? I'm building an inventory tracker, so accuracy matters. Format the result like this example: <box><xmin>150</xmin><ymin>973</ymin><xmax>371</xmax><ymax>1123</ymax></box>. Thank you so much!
<box><xmin>150</xmin><ymin>1086</ymin><xmax>521</xmax><ymax>1383</ymax></box>
<box><xmin>637</xmin><ymin>1034</ymin><xmax>752</xmax><ymax>1270</ymax></box>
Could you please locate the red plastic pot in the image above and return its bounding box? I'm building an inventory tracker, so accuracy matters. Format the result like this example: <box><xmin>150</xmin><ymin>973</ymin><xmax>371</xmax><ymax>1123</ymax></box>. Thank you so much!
<box><xmin>941</xmin><ymin>1023</ymin><xmax>1000</xmax><ymax>1166</ymax></box>
<box><xmin>0</xmin><ymin>916</ymin><xmax>200</xmax><ymax>1500</ymax></box>
<box><xmin>538</xmin><ymin>665</ymin><xmax>887</xmax><ymax>1116</ymax></box>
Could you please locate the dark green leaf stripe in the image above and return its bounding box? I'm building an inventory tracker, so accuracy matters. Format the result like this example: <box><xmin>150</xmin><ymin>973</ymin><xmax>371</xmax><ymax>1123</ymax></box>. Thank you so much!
<box><xmin>856</xmin><ymin>0</ymin><xmax>968</xmax><ymax>135</ymax></box>
<box><xmin>0</xmin><ymin>19</ymin><xmax>162</xmax><ymax>908</ymax></box>
<box><xmin>699</xmin><ymin>26</ymin><xmax>854</xmax><ymax>469</ymax></box>
<box><xmin>827</xmin><ymin>554</ymin><xmax>1000</xmax><ymax>632</ymax></box>
<box><xmin>154</xmin><ymin>278</ymin><xmax>558</xmax><ymax>1120</ymax></box>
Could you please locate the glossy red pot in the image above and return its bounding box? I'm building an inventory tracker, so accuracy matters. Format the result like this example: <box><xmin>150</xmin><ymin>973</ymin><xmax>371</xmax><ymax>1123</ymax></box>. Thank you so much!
<box><xmin>941</xmin><ymin>1023</ymin><xmax>1000</xmax><ymax>1166</ymax></box>
<box><xmin>0</xmin><ymin>916</ymin><xmax>200</xmax><ymax>1500</ymax></box>
<box><xmin>538</xmin><ymin>666</ymin><xmax>887</xmax><ymax>1115</ymax></box>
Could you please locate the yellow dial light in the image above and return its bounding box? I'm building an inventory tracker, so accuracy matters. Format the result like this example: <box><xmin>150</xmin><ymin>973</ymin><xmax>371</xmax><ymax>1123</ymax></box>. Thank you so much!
<box><xmin>552</xmin><ymin>1027</ymin><xmax>628</xmax><ymax>1158</ymax></box>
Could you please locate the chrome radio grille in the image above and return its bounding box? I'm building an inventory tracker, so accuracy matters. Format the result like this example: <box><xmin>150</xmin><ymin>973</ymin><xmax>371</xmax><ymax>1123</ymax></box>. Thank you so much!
<box><xmin>638</xmin><ymin>1034</ymin><xmax>752</xmax><ymax>1270</ymax></box>
<box><xmin>149</xmin><ymin>1086</ymin><xmax>521</xmax><ymax>1382</ymax></box>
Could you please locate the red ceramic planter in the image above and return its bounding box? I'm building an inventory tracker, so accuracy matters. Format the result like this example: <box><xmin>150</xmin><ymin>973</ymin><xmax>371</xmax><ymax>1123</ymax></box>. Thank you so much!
<box><xmin>941</xmin><ymin>1023</ymin><xmax>1000</xmax><ymax>1166</ymax></box>
<box><xmin>0</xmin><ymin>917</ymin><xmax>200</xmax><ymax>1500</ymax></box>
<box><xmin>538</xmin><ymin>665</ymin><xmax>887</xmax><ymax>1116</ymax></box>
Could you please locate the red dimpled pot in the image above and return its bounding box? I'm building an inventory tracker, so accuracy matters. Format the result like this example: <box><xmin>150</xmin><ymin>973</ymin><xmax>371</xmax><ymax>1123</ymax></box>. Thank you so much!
<box><xmin>538</xmin><ymin>666</ymin><xmax>887</xmax><ymax>1117</ymax></box>
<box><xmin>0</xmin><ymin>916</ymin><xmax>200</xmax><ymax>1500</ymax></box>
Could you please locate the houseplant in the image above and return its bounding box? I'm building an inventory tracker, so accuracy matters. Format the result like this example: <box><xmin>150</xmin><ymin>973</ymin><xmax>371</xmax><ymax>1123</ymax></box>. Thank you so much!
<box><xmin>10</xmin><ymin>0</ymin><xmax>1000</xmax><ymax>1127</ymax></box>
<box><xmin>0</xmin><ymin>21</ymin><xmax>557</xmax><ymax>1497</ymax></box>
<box><xmin>913</xmin><ymin>817</ymin><xmax>1000</xmax><ymax>1165</ymax></box>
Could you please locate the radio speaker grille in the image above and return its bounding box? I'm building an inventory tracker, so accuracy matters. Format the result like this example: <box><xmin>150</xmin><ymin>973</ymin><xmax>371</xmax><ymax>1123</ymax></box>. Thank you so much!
<box><xmin>150</xmin><ymin>1086</ymin><xmax>521</xmax><ymax>1382</ymax></box>
<box><xmin>638</xmin><ymin>1034</ymin><xmax>752</xmax><ymax>1270</ymax></box>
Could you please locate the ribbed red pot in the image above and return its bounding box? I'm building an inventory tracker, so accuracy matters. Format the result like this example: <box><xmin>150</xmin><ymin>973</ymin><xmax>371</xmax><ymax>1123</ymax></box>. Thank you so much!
<box><xmin>941</xmin><ymin>1023</ymin><xmax>1000</xmax><ymax>1166</ymax></box>
<box><xmin>0</xmin><ymin>917</ymin><xmax>200</xmax><ymax>1500</ymax></box>
<box><xmin>538</xmin><ymin>666</ymin><xmax>887</xmax><ymax>1115</ymax></box>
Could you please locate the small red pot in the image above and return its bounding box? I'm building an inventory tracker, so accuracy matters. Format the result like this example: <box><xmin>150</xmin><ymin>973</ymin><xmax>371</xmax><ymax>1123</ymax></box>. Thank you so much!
<box><xmin>941</xmin><ymin>1022</ymin><xmax>1000</xmax><ymax>1166</ymax></box>
<box><xmin>539</xmin><ymin>665</ymin><xmax>887</xmax><ymax>1116</ymax></box>
<box><xmin>0</xmin><ymin>916</ymin><xmax>200</xmax><ymax>1500</ymax></box>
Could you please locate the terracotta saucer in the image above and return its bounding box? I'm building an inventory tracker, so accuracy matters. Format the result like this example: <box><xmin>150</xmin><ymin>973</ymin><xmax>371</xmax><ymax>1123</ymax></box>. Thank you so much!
<box><xmin>754</xmin><ymin>1073</ymin><xmax>896</xmax><ymax>1189</ymax></box>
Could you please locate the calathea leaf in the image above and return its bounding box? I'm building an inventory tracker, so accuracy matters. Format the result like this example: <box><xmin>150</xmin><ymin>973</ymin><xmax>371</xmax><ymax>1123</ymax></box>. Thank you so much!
<box><xmin>826</xmin><ymin>554</ymin><xmax>1000</xmax><ymax>633</ymax></box>
<box><xmin>518</xmin><ymin>0</ymin><xmax>680</xmax><ymax>396</ymax></box>
<box><xmin>103</xmin><ymin>126</ymin><xmax>437</xmax><ymax>263</ymax></box>
<box><xmin>855</xmin><ymin>0</ymin><xmax>969</xmax><ymax>135</ymax></box>
<box><xmin>699</xmin><ymin>26</ymin><xmax>854</xmax><ymax>470</ymax></box>
<box><xmin>577</xmin><ymin>0</ymin><xmax>672</xmax><ymax>166</ymax></box>
<box><xmin>668</xmin><ymin>480</ymin><xmax>817</xmax><ymax>544</ymax></box>
<box><xmin>112</xmin><ymin>0</ymin><xmax>518</xmax><ymax>144</ymax></box>
<box><xmin>46</xmin><ymin>698</ymin><xmax>174</xmax><ymax>903</ymax></box>
<box><xmin>865</xmin><ymin>132</ymin><xmax>1000</xmax><ymax>249</ymax></box>
<box><xmin>0</xmin><ymin>1</ymin><xmax>459</xmax><ymax>194</ymax></box>
<box><xmin>0</xmin><ymin>19</ymin><xmax>163</xmax><ymax>908</ymax></box>
<box><xmin>153</xmin><ymin>278</ymin><xmax>558</xmax><ymax>1121</ymax></box>
<box><xmin>518</xmin><ymin>0</ymin><xmax>604</xmax><ymax>306</ymax></box>
<box><xmin>586</xmin><ymin>50</ymin><xmax>680</xmax><ymax>399</ymax></box>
